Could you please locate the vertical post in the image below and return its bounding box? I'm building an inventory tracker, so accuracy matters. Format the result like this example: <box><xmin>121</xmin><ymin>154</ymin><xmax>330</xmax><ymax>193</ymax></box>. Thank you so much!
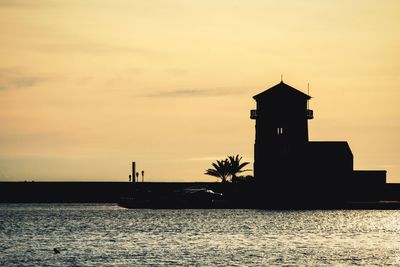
<box><xmin>132</xmin><ymin>162</ymin><xmax>136</xmax><ymax>183</ymax></box>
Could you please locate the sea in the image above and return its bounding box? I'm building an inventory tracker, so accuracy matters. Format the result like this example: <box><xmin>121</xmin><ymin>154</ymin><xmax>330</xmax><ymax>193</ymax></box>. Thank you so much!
<box><xmin>1</xmin><ymin>204</ymin><xmax>400</xmax><ymax>266</ymax></box>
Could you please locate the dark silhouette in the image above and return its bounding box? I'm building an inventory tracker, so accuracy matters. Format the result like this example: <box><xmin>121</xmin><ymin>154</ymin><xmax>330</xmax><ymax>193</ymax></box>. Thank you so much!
<box><xmin>53</xmin><ymin>248</ymin><xmax>60</xmax><ymax>254</ymax></box>
<box><xmin>0</xmin><ymin>182</ymin><xmax>135</xmax><ymax>203</ymax></box>
<box><xmin>141</xmin><ymin>170</ymin><xmax>144</xmax><ymax>182</ymax></box>
<box><xmin>234</xmin><ymin>175</ymin><xmax>254</xmax><ymax>183</ymax></box>
<box><xmin>205</xmin><ymin>159</ymin><xmax>230</xmax><ymax>182</ymax></box>
<box><xmin>251</xmin><ymin>81</ymin><xmax>386</xmax><ymax>206</ymax></box>
<box><xmin>132</xmin><ymin>162</ymin><xmax>136</xmax><ymax>183</ymax></box>
<box><xmin>227</xmin><ymin>155</ymin><xmax>251</xmax><ymax>183</ymax></box>
<box><xmin>205</xmin><ymin>155</ymin><xmax>250</xmax><ymax>183</ymax></box>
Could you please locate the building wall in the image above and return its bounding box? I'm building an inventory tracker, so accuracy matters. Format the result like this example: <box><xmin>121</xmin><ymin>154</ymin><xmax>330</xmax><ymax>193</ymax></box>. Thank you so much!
<box><xmin>350</xmin><ymin>171</ymin><xmax>387</xmax><ymax>201</ymax></box>
<box><xmin>254</xmin><ymin>94</ymin><xmax>309</xmax><ymax>183</ymax></box>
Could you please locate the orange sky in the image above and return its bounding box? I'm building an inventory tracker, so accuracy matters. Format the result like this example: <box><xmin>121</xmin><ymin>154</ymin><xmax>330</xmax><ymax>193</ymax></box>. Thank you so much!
<box><xmin>0</xmin><ymin>0</ymin><xmax>399</xmax><ymax>182</ymax></box>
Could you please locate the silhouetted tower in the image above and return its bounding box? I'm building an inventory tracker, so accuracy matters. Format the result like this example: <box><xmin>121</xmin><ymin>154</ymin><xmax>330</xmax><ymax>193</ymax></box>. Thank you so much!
<box><xmin>251</xmin><ymin>81</ymin><xmax>313</xmax><ymax>180</ymax></box>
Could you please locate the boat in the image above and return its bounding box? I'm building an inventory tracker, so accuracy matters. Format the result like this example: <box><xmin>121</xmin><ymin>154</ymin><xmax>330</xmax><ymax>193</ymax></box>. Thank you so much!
<box><xmin>118</xmin><ymin>187</ymin><xmax>224</xmax><ymax>209</ymax></box>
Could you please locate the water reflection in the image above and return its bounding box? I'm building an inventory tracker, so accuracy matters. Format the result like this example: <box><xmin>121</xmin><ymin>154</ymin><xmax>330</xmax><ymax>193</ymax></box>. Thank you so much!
<box><xmin>1</xmin><ymin>204</ymin><xmax>400</xmax><ymax>266</ymax></box>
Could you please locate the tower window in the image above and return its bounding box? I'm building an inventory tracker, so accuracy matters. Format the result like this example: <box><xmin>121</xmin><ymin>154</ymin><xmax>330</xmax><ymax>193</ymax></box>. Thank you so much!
<box><xmin>277</xmin><ymin>127</ymin><xmax>284</xmax><ymax>135</ymax></box>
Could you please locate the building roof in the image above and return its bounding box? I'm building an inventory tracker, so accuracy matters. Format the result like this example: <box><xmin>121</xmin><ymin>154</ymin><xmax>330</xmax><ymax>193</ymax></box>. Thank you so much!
<box><xmin>307</xmin><ymin>141</ymin><xmax>353</xmax><ymax>157</ymax></box>
<box><xmin>253</xmin><ymin>81</ymin><xmax>311</xmax><ymax>101</ymax></box>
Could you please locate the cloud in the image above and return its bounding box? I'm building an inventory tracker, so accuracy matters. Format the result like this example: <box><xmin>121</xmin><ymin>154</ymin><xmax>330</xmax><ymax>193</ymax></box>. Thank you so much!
<box><xmin>0</xmin><ymin>68</ymin><xmax>47</xmax><ymax>90</ymax></box>
<box><xmin>143</xmin><ymin>88</ymin><xmax>243</xmax><ymax>98</ymax></box>
<box><xmin>0</xmin><ymin>0</ymin><xmax>32</xmax><ymax>7</ymax></box>
<box><xmin>35</xmin><ymin>42</ymin><xmax>158</xmax><ymax>56</ymax></box>
<box><xmin>0</xmin><ymin>0</ymin><xmax>62</xmax><ymax>8</ymax></box>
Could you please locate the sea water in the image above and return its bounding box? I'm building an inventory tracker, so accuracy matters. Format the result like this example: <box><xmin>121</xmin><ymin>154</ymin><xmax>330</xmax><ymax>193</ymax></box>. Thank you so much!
<box><xmin>1</xmin><ymin>204</ymin><xmax>400</xmax><ymax>266</ymax></box>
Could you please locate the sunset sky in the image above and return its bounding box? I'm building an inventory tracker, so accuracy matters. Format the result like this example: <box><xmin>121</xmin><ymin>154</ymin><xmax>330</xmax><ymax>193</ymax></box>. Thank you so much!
<box><xmin>0</xmin><ymin>0</ymin><xmax>399</xmax><ymax>182</ymax></box>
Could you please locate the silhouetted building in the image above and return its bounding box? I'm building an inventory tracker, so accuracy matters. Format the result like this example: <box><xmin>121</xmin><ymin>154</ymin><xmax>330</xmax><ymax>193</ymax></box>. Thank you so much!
<box><xmin>251</xmin><ymin>82</ymin><xmax>312</xmax><ymax>181</ymax></box>
<box><xmin>251</xmin><ymin>81</ymin><xmax>386</xmax><ymax>203</ymax></box>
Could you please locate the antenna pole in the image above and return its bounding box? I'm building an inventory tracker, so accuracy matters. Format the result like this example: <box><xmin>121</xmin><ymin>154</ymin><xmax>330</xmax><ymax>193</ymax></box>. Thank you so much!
<box><xmin>281</xmin><ymin>74</ymin><xmax>283</xmax><ymax>82</ymax></box>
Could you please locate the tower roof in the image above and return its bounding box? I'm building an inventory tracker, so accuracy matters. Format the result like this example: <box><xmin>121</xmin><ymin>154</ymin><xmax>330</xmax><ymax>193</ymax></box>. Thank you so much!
<box><xmin>253</xmin><ymin>81</ymin><xmax>311</xmax><ymax>101</ymax></box>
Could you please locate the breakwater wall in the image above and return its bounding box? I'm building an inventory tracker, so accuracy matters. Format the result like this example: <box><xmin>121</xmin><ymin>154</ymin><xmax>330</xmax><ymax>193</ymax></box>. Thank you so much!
<box><xmin>1</xmin><ymin>181</ymin><xmax>399</xmax><ymax>203</ymax></box>
<box><xmin>0</xmin><ymin>182</ymin><xmax>134</xmax><ymax>203</ymax></box>
<box><xmin>0</xmin><ymin>182</ymin><xmax>220</xmax><ymax>203</ymax></box>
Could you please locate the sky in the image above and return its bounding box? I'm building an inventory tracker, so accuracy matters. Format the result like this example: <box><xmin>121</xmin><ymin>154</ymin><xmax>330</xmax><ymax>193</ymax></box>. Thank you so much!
<box><xmin>0</xmin><ymin>0</ymin><xmax>399</xmax><ymax>182</ymax></box>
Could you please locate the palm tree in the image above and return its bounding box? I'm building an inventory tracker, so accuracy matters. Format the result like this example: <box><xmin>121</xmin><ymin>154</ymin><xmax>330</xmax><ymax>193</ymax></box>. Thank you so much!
<box><xmin>205</xmin><ymin>155</ymin><xmax>251</xmax><ymax>183</ymax></box>
<box><xmin>204</xmin><ymin>159</ymin><xmax>230</xmax><ymax>183</ymax></box>
<box><xmin>227</xmin><ymin>155</ymin><xmax>251</xmax><ymax>183</ymax></box>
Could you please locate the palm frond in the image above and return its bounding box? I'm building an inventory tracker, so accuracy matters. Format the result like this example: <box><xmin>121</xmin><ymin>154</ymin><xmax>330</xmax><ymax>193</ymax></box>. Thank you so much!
<box><xmin>205</xmin><ymin>154</ymin><xmax>251</xmax><ymax>183</ymax></box>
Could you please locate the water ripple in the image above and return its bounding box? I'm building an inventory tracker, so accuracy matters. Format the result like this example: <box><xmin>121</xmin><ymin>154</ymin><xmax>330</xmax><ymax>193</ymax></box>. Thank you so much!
<box><xmin>1</xmin><ymin>204</ymin><xmax>400</xmax><ymax>266</ymax></box>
